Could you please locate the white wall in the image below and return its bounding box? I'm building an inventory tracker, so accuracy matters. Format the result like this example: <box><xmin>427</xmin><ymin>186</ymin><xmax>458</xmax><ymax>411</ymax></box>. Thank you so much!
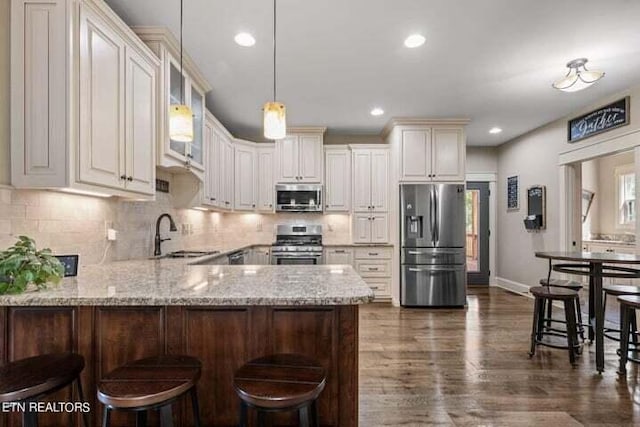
<box><xmin>0</xmin><ymin>0</ymin><xmax>10</xmax><ymax>185</ymax></box>
<box><xmin>467</xmin><ymin>147</ymin><xmax>498</xmax><ymax>174</ymax></box>
<box><xmin>581</xmin><ymin>159</ymin><xmax>599</xmax><ymax>238</ymax></box>
<box><xmin>497</xmin><ymin>85</ymin><xmax>640</xmax><ymax>291</ymax></box>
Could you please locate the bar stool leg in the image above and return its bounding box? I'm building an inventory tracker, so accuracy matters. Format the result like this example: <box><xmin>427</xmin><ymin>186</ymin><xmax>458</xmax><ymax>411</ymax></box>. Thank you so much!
<box><xmin>136</xmin><ymin>410</ymin><xmax>148</xmax><ymax>427</ymax></box>
<box><xmin>102</xmin><ymin>407</ymin><xmax>111</xmax><ymax>427</ymax></box>
<box><xmin>75</xmin><ymin>377</ymin><xmax>90</xmax><ymax>427</ymax></box>
<box><xmin>619</xmin><ymin>305</ymin><xmax>631</xmax><ymax>375</ymax></box>
<box><xmin>159</xmin><ymin>405</ymin><xmax>173</xmax><ymax>427</ymax></box>
<box><xmin>536</xmin><ymin>297</ymin><xmax>546</xmax><ymax>342</ymax></box>
<box><xmin>310</xmin><ymin>401</ymin><xmax>320</xmax><ymax>427</ymax></box>
<box><xmin>529</xmin><ymin>297</ymin><xmax>541</xmax><ymax>357</ymax></box>
<box><xmin>299</xmin><ymin>405</ymin><xmax>311</xmax><ymax>427</ymax></box>
<box><xmin>239</xmin><ymin>401</ymin><xmax>248</xmax><ymax>427</ymax></box>
<box><xmin>564</xmin><ymin>299</ymin><xmax>578</xmax><ymax>366</ymax></box>
<box><xmin>631</xmin><ymin>314</ymin><xmax>639</xmax><ymax>346</ymax></box>
<box><xmin>190</xmin><ymin>388</ymin><xmax>202</xmax><ymax>427</ymax></box>
<box><xmin>576</xmin><ymin>298</ymin><xmax>585</xmax><ymax>342</ymax></box>
<box><xmin>23</xmin><ymin>404</ymin><xmax>38</xmax><ymax>427</ymax></box>
<box><xmin>545</xmin><ymin>296</ymin><xmax>553</xmax><ymax>329</ymax></box>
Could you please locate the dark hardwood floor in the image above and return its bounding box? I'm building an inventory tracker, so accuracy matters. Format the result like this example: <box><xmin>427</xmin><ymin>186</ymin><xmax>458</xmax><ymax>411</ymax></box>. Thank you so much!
<box><xmin>359</xmin><ymin>287</ymin><xmax>640</xmax><ymax>426</ymax></box>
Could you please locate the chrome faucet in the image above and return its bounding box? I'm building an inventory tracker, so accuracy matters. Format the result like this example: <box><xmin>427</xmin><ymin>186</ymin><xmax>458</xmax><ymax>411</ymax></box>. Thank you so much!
<box><xmin>154</xmin><ymin>213</ymin><xmax>177</xmax><ymax>256</ymax></box>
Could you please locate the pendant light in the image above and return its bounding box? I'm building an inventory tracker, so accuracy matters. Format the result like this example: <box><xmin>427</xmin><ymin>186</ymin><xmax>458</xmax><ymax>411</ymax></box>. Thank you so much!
<box><xmin>552</xmin><ymin>58</ymin><xmax>605</xmax><ymax>92</ymax></box>
<box><xmin>263</xmin><ymin>0</ymin><xmax>286</xmax><ymax>140</ymax></box>
<box><xmin>169</xmin><ymin>0</ymin><xmax>194</xmax><ymax>142</ymax></box>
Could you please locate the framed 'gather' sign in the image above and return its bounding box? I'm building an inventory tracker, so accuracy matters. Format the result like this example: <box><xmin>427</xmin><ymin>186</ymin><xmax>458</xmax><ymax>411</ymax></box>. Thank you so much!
<box><xmin>568</xmin><ymin>97</ymin><xmax>630</xmax><ymax>143</ymax></box>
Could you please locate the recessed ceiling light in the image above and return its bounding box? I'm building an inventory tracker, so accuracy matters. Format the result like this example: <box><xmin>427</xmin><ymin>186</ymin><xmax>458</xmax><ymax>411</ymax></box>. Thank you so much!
<box><xmin>370</xmin><ymin>108</ymin><xmax>385</xmax><ymax>116</ymax></box>
<box><xmin>489</xmin><ymin>127</ymin><xmax>502</xmax><ymax>134</ymax></box>
<box><xmin>234</xmin><ymin>32</ymin><xmax>256</xmax><ymax>47</ymax></box>
<box><xmin>404</xmin><ymin>34</ymin><xmax>426</xmax><ymax>48</ymax></box>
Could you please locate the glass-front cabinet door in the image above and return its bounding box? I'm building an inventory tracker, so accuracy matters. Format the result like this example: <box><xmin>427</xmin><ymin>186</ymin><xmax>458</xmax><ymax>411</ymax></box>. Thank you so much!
<box><xmin>189</xmin><ymin>84</ymin><xmax>205</xmax><ymax>170</ymax></box>
<box><xmin>167</xmin><ymin>55</ymin><xmax>205</xmax><ymax>171</ymax></box>
<box><xmin>168</xmin><ymin>60</ymin><xmax>188</xmax><ymax>160</ymax></box>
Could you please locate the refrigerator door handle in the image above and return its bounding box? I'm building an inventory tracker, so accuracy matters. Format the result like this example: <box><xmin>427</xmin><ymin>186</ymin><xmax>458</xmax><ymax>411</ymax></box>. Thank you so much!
<box><xmin>433</xmin><ymin>186</ymin><xmax>439</xmax><ymax>244</ymax></box>
<box><xmin>408</xmin><ymin>266</ymin><xmax>460</xmax><ymax>272</ymax></box>
<box><xmin>430</xmin><ymin>186</ymin><xmax>436</xmax><ymax>245</ymax></box>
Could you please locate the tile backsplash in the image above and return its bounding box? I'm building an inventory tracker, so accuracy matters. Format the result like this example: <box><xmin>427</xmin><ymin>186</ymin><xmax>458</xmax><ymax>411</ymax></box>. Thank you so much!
<box><xmin>0</xmin><ymin>173</ymin><xmax>352</xmax><ymax>266</ymax></box>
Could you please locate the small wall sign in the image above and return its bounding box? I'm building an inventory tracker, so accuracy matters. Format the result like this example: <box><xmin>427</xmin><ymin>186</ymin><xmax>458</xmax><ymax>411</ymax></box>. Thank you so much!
<box><xmin>568</xmin><ymin>97</ymin><xmax>630</xmax><ymax>143</ymax></box>
<box><xmin>507</xmin><ymin>175</ymin><xmax>519</xmax><ymax>211</ymax></box>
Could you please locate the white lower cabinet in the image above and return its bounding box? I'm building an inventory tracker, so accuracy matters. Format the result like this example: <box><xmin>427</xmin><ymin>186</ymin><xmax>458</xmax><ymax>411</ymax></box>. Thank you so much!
<box><xmin>324</xmin><ymin>247</ymin><xmax>354</xmax><ymax>265</ymax></box>
<box><xmin>354</xmin><ymin>246</ymin><xmax>392</xmax><ymax>300</ymax></box>
<box><xmin>248</xmin><ymin>247</ymin><xmax>271</xmax><ymax>265</ymax></box>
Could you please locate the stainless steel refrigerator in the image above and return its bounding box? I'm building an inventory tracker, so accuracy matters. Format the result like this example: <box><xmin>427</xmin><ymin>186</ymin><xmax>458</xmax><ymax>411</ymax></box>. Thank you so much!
<box><xmin>400</xmin><ymin>184</ymin><xmax>466</xmax><ymax>307</ymax></box>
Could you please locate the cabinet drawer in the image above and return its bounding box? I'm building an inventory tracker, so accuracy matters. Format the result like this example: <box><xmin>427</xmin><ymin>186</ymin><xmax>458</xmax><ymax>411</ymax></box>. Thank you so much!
<box><xmin>365</xmin><ymin>278</ymin><xmax>391</xmax><ymax>297</ymax></box>
<box><xmin>354</xmin><ymin>247</ymin><xmax>392</xmax><ymax>260</ymax></box>
<box><xmin>355</xmin><ymin>260</ymin><xmax>392</xmax><ymax>277</ymax></box>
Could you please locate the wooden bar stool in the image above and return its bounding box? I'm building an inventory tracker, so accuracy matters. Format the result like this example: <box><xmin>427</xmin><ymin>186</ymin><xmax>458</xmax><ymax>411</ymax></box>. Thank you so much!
<box><xmin>618</xmin><ymin>295</ymin><xmax>640</xmax><ymax>375</ymax></box>
<box><xmin>97</xmin><ymin>355</ymin><xmax>202</xmax><ymax>427</ymax></box>
<box><xmin>539</xmin><ymin>277</ymin><xmax>587</xmax><ymax>341</ymax></box>
<box><xmin>529</xmin><ymin>286</ymin><xmax>582</xmax><ymax>365</ymax></box>
<box><xmin>603</xmin><ymin>284</ymin><xmax>640</xmax><ymax>343</ymax></box>
<box><xmin>234</xmin><ymin>354</ymin><xmax>326</xmax><ymax>427</ymax></box>
<box><xmin>0</xmin><ymin>352</ymin><xmax>88</xmax><ymax>427</ymax></box>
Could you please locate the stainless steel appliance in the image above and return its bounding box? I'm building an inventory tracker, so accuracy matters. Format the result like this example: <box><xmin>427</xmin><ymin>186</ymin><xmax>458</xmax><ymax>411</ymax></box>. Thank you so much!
<box><xmin>275</xmin><ymin>184</ymin><xmax>323</xmax><ymax>212</ymax></box>
<box><xmin>271</xmin><ymin>224</ymin><xmax>323</xmax><ymax>265</ymax></box>
<box><xmin>400</xmin><ymin>184</ymin><xmax>466</xmax><ymax>307</ymax></box>
<box><xmin>228</xmin><ymin>250</ymin><xmax>246</xmax><ymax>265</ymax></box>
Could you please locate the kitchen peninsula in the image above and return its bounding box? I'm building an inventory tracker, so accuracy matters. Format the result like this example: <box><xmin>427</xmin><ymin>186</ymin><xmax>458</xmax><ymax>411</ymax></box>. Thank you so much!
<box><xmin>0</xmin><ymin>259</ymin><xmax>373</xmax><ymax>426</ymax></box>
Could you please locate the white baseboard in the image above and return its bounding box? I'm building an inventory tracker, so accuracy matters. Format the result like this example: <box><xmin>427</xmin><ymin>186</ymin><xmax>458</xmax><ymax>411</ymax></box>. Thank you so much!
<box><xmin>494</xmin><ymin>277</ymin><xmax>532</xmax><ymax>298</ymax></box>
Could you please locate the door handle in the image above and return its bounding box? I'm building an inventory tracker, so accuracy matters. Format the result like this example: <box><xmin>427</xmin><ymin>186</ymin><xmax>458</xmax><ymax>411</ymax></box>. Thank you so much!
<box><xmin>433</xmin><ymin>186</ymin><xmax>439</xmax><ymax>243</ymax></box>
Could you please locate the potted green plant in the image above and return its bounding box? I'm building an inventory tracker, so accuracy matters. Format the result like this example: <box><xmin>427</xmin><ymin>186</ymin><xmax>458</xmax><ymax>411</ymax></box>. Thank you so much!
<box><xmin>0</xmin><ymin>236</ymin><xmax>64</xmax><ymax>294</ymax></box>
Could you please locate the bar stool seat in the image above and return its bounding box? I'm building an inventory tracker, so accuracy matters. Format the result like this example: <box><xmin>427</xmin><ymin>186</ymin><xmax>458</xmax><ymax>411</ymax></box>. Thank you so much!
<box><xmin>0</xmin><ymin>352</ymin><xmax>88</xmax><ymax>427</ymax></box>
<box><xmin>234</xmin><ymin>354</ymin><xmax>326</xmax><ymax>427</ymax></box>
<box><xmin>603</xmin><ymin>284</ymin><xmax>640</xmax><ymax>343</ymax></box>
<box><xmin>97</xmin><ymin>355</ymin><xmax>201</xmax><ymax>427</ymax></box>
<box><xmin>539</xmin><ymin>278</ymin><xmax>586</xmax><ymax>341</ymax></box>
<box><xmin>529</xmin><ymin>286</ymin><xmax>582</xmax><ymax>365</ymax></box>
<box><xmin>617</xmin><ymin>295</ymin><xmax>640</xmax><ymax>375</ymax></box>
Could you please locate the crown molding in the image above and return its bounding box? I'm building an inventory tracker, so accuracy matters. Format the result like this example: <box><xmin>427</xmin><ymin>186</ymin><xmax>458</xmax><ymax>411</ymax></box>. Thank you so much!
<box><xmin>287</xmin><ymin>126</ymin><xmax>327</xmax><ymax>135</ymax></box>
<box><xmin>381</xmin><ymin>117</ymin><xmax>471</xmax><ymax>138</ymax></box>
<box><xmin>133</xmin><ymin>26</ymin><xmax>212</xmax><ymax>92</ymax></box>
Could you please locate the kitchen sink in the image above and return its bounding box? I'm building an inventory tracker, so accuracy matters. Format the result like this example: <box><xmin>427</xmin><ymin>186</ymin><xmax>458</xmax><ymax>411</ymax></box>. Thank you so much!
<box><xmin>164</xmin><ymin>250</ymin><xmax>220</xmax><ymax>259</ymax></box>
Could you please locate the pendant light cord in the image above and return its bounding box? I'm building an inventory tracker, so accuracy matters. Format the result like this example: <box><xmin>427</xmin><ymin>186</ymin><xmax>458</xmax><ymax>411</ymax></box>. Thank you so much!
<box><xmin>180</xmin><ymin>0</ymin><xmax>184</xmax><ymax>104</ymax></box>
<box><xmin>273</xmin><ymin>0</ymin><xmax>277</xmax><ymax>102</ymax></box>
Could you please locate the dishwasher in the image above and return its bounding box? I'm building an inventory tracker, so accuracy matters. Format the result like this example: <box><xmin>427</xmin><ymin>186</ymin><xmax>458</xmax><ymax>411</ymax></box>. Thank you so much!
<box><xmin>228</xmin><ymin>250</ymin><xmax>245</xmax><ymax>265</ymax></box>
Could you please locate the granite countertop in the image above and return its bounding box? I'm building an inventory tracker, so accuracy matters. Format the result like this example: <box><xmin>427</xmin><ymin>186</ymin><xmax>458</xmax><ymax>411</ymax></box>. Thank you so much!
<box><xmin>0</xmin><ymin>258</ymin><xmax>374</xmax><ymax>307</ymax></box>
<box><xmin>584</xmin><ymin>239</ymin><xmax>636</xmax><ymax>247</ymax></box>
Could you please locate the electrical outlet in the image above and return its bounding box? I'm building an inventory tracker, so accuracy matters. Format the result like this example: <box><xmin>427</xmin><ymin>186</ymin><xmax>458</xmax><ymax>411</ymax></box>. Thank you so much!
<box><xmin>104</xmin><ymin>221</ymin><xmax>114</xmax><ymax>238</ymax></box>
<box><xmin>257</xmin><ymin>219</ymin><xmax>263</xmax><ymax>232</ymax></box>
<box><xmin>107</xmin><ymin>229</ymin><xmax>118</xmax><ymax>241</ymax></box>
<box><xmin>181</xmin><ymin>224</ymin><xmax>189</xmax><ymax>235</ymax></box>
<box><xmin>328</xmin><ymin>223</ymin><xmax>334</xmax><ymax>232</ymax></box>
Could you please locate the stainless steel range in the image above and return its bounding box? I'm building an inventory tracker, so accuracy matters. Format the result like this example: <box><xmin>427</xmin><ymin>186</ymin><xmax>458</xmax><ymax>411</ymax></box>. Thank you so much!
<box><xmin>271</xmin><ymin>224</ymin><xmax>323</xmax><ymax>265</ymax></box>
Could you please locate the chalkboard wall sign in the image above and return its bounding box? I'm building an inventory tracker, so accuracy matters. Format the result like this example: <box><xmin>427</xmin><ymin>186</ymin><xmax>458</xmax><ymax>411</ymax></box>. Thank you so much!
<box><xmin>507</xmin><ymin>175</ymin><xmax>519</xmax><ymax>210</ymax></box>
<box><xmin>525</xmin><ymin>185</ymin><xmax>546</xmax><ymax>231</ymax></box>
<box><xmin>568</xmin><ymin>97</ymin><xmax>630</xmax><ymax>143</ymax></box>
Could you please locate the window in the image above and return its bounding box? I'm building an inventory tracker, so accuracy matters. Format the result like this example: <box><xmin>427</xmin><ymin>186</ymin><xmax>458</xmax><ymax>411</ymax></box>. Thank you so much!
<box><xmin>616</xmin><ymin>165</ymin><xmax>635</xmax><ymax>227</ymax></box>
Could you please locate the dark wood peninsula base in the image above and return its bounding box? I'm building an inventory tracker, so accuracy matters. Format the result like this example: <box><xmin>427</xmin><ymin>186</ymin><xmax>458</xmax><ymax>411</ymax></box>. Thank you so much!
<box><xmin>0</xmin><ymin>305</ymin><xmax>359</xmax><ymax>427</ymax></box>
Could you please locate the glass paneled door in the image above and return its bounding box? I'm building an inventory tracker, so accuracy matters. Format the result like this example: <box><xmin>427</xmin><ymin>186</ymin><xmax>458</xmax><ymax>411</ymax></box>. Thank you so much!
<box><xmin>466</xmin><ymin>182</ymin><xmax>490</xmax><ymax>285</ymax></box>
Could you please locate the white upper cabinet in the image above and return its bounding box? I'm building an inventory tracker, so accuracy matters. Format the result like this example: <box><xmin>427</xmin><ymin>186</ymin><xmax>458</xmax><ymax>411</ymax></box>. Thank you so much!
<box><xmin>351</xmin><ymin>147</ymin><xmax>389</xmax><ymax>244</ymax></box>
<box><xmin>352</xmin><ymin>148</ymin><xmax>388</xmax><ymax>213</ymax></box>
<box><xmin>275</xmin><ymin>128</ymin><xmax>325</xmax><ymax>183</ymax></box>
<box><xmin>324</xmin><ymin>147</ymin><xmax>351</xmax><ymax>212</ymax></box>
<box><xmin>11</xmin><ymin>0</ymin><xmax>159</xmax><ymax>198</ymax></box>
<box><xmin>234</xmin><ymin>141</ymin><xmax>256</xmax><ymax>211</ymax></box>
<box><xmin>431</xmin><ymin>128</ymin><xmax>465</xmax><ymax>181</ymax></box>
<box><xmin>396</xmin><ymin>125</ymin><xmax>466</xmax><ymax>182</ymax></box>
<box><xmin>203</xmin><ymin>113</ymin><xmax>219</xmax><ymax>207</ymax></box>
<box><xmin>257</xmin><ymin>146</ymin><xmax>275</xmax><ymax>212</ymax></box>
<box><xmin>135</xmin><ymin>27</ymin><xmax>212</xmax><ymax>178</ymax></box>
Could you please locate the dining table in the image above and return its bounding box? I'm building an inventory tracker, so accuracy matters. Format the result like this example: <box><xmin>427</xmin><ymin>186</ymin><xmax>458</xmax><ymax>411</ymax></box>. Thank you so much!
<box><xmin>535</xmin><ymin>251</ymin><xmax>640</xmax><ymax>373</ymax></box>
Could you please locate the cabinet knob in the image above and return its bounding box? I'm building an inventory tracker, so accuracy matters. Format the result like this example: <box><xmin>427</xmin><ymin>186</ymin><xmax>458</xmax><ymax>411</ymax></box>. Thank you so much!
<box><xmin>269</xmin><ymin>204</ymin><xmax>273</xmax><ymax>208</ymax></box>
<box><xmin>252</xmin><ymin>204</ymin><xmax>256</xmax><ymax>208</ymax></box>
<box><xmin>120</xmin><ymin>175</ymin><xmax>127</xmax><ymax>180</ymax></box>
<box><xmin>127</xmin><ymin>176</ymin><xmax>133</xmax><ymax>182</ymax></box>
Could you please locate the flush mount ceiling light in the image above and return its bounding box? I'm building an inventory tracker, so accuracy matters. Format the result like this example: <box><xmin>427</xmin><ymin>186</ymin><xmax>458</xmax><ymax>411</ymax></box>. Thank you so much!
<box><xmin>489</xmin><ymin>127</ymin><xmax>502</xmax><ymax>134</ymax></box>
<box><xmin>169</xmin><ymin>0</ymin><xmax>194</xmax><ymax>143</ymax></box>
<box><xmin>263</xmin><ymin>0</ymin><xmax>286</xmax><ymax>140</ymax></box>
<box><xmin>552</xmin><ymin>58</ymin><xmax>605</xmax><ymax>92</ymax></box>
<box><xmin>404</xmin><ymin>34</ymin><xmax>426</xmax><ymax>48</ymax></box>
<box><xmin>370</xmin><ymin>107</ymin><xmax>384</xmax><ymax>116</ymax></box>
<box><xmin>234</xmin><ymin>32</ymin><xmax>256</xmax><ymax>47</ymax></box>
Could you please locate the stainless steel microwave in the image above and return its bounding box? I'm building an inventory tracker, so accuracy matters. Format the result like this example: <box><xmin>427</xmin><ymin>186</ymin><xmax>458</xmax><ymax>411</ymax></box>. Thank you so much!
<box><xmin>275</xmin><ymin>184</ymin><xmax>323</xmax><ymax>212</ymax></box>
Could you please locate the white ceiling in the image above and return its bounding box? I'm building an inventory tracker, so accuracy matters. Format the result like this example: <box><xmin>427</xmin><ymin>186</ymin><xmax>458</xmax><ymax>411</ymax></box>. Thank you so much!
<box><xmin>105</xmin><ymin>0</ymin><xmax>640</xmax><ymax>146</ymax></box>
